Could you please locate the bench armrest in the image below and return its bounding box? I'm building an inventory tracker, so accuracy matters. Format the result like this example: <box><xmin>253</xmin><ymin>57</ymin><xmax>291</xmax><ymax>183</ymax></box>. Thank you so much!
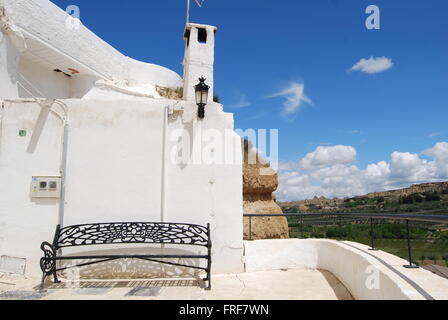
<box><xmin>40</xmin><ymin>242</ymin><xmax>57</xmax><ymax>276</ymax></box>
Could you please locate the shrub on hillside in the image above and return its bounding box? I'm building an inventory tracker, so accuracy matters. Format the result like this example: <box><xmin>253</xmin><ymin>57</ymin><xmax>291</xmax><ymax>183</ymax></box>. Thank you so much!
<box><xmin>400</xmin><ymin>194</ymin><xmax>424</xmax><ymax>204</ymax></box>
<box><xmin>423</xmin><ymin>192</ymin><xmax>441</xmax><ymax>202</ymax></box>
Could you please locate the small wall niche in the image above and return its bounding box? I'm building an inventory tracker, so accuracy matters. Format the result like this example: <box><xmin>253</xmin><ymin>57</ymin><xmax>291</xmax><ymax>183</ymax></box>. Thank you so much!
<box><xmin>197</xmin><ymin>28</ymin><xmax>207</xmax><ymax>44</ymax></box>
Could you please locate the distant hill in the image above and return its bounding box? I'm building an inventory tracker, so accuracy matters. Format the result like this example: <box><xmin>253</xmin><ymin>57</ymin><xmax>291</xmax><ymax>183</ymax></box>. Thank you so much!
<box><xmin>280</xmin><ymin>181</ymin><xmax>448</xmax><ymax>214</ymax></box>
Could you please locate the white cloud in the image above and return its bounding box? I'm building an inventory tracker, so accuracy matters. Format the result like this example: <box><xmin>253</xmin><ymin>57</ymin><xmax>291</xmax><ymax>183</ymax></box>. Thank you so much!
<box><xmin>350</xmin><ymin>56</ymin><xmax>393</xmax><ymax>74</ymax></box>
<box><xmin>390</xmin><ymin>152</ymin><xmax>431</xmax><ymax>181</ymax></box>
<box><xmin>365</xmin><ymin>161</ymin><xmax>390</xmax><ymax>185</ymax></box>
<box><xmin>429</xmin><ymin>132</ymin><xmax>442</xmax><ymax>138</ymax></box>
<box><xmin>424</xmin><ymin>142</ymin><xmax>448</xmax><ymax>176</ymax></box>
<box><xmin>278</xmin><ymin>161</ymin><xmax>298</xmax><ymax>171</ymax></box>
<box><xmin>267</xmin><ymin>82</ymin><xmax>312</xmax><ymax>117</ymax></box>
<box><xmin>277</xmin><ymin>142</ymin><xmax>448</xmax><ymax>201</ymax></box>
<box><xmin>227</xmin><ymin>94</ymin><xmax>251</xmax><ymax>109</ymax></box>
<box><xmin>424</xmin><ymin>142</ymin><xmax>448</xmax><ymax>162</ymax></box>
<box><xmin>299</xmin><ymin>145</ymin><xmax>357</xmax><ymax>170</ymax></box>
<box><xmin>247</xmin><ymin>112</ymin><xmax>266</xmax><ymax>120</ymax></box>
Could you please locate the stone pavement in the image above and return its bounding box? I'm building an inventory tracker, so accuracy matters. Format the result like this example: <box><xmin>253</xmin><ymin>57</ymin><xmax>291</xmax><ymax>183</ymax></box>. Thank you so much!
<box><xmin>0</xmin><ymin>269</ymin><xmax>353</xmax><ymax>300</ymax></box>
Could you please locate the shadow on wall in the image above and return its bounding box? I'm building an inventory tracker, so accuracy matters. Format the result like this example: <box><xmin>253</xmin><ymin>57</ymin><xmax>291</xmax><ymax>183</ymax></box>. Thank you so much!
<box><xmin>5</xmin><ymin>35</ymin><xmax>20</xmax><ymax>88</ymax></box>
<box><xmin>30</xmin><ymin>198</ymin><xmax>59</xmax><ymax>206</ymax></box>
<box><xmin>170</xmin><ymin>114</ymin><xmax>194</xmax><ymax>171</ymax></box>
<box><xmin>56</xmin><ymin>247</ymin><xmax>205</xmax><ymax>280</ymax></box>
<box><xmin>317</xmin><ymin>269</ymin><xmax>354</xmax><ymax>300</ymax></box>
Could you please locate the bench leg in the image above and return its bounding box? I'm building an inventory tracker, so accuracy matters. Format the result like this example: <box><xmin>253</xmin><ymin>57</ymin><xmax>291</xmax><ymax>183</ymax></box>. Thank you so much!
<box><xmin>205</xmin><ymin>225</ymin><xmax>212</xmax><ymax>291</ymax></box>
<box><xmin>206</xmin><ymin>276</ymin><xmax>211</xmax><ymax>291</ymax></box>
<box><xmin>40</xmin><ymin>265</ymin><xmax>59</xmax><ymax>291</ymax></box>
<box><xmin>40</xmin><ymin>273</ymin><xmax>46</xmax><ymax>291</ymax></box>
<box><xmin>53</xmin><ymin>268</ymin><xmax>61</xmax><ymax>284</ymax></box>
<box><xmin>40</xmin><ymin>242</ymin><xmax>60</xmax><ymax>288</ymax></box>
<box><xmin>202</xmin><ymin>273</ymin><xmax>211</xmax><ymax>290</ymax></box>
<box><xmin>205</xmin><ymin>256</ymin><xmax>212</xmax><ymax>291</ymax></box>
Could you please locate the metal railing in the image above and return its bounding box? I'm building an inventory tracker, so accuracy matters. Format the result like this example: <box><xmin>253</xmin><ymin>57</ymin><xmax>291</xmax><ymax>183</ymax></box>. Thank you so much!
<box><xmin>244</xmin><ymin>213</ymin><xmax>448</xmax><ymax>269</ymax></box>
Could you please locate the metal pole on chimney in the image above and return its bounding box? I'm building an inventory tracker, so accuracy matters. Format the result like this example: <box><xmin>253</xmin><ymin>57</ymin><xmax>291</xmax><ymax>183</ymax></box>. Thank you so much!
<box><xmin>186</xmin><ymin>0</ymin><xmax>190</xmax><ymax>24</ymax></box>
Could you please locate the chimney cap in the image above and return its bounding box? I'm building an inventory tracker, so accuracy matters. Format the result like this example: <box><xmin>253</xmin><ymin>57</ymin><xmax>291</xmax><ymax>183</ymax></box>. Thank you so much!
<box><xmin>184</xmin><ymin>23</ymin><xmax>217</xmax><ymax>38</ymax></box>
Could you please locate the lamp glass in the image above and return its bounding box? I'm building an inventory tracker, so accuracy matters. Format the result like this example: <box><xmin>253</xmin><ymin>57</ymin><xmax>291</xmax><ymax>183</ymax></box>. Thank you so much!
<box><xmin>196</xmin><ymin>90</ymin><xmax>203</xmax><ymax>105</ymax></box>
<box><xmin>195</xmin><ymin>77</ymin><xmax>209</xmax><ymax>106</ymax></box>
<box><xmin>200</xmin><ymin>88</ymin><xmax>208</xmax><ymax>104</ymax></box>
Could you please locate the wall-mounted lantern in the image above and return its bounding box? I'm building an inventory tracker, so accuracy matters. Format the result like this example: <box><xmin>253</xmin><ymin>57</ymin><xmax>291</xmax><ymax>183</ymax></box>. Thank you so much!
<box><xmin>194</xmin><ymin>76</ymin><xmax>210</xmax><ymax>119</ymax></box>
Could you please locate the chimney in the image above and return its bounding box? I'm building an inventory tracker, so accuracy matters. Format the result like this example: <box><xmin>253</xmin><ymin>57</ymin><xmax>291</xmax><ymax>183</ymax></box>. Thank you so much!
<box><xmin>182</xmin><ymin>23</ymin><xmax>217</xmax><ymax>102</ymax></box>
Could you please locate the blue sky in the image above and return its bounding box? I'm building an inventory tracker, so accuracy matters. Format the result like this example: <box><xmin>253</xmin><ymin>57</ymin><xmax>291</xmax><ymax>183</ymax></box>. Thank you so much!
<box><xmin>51</xmin><ymin>0</ymin><xmax>448</xmax><ymax>200</ymax></box>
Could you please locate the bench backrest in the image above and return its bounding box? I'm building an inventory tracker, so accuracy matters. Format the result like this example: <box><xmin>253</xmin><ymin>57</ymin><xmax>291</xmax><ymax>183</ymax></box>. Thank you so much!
<box><xmin>54</xmin><ymin>222</ymin><xmax>210</xmax><ymax>249</ymax></box>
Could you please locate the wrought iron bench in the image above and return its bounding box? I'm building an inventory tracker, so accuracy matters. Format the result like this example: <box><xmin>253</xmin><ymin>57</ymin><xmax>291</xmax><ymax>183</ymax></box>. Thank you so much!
<box><xmin>40</xmin><ymin>222</ymin><xmax>212</xmax><ymax>290</ymax></box>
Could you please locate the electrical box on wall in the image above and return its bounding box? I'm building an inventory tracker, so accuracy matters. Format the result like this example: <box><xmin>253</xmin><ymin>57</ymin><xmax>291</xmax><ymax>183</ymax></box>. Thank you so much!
<box><xmin>31</xmin><ymin>176</ymin><xmax>62</xmax><ymax>199</ymax></box>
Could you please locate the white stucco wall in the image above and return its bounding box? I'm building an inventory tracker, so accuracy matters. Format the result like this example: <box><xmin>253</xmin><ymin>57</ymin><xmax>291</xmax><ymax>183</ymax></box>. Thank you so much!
<box><xmin>0</xmin><ymin>98</ymin><xmax>244</xmax><ymax>278</ymax></box>
<box><xmin>245</xmin><ymin>239</ymin><xmax>448</xmax><ymax>300</ymax></box>
<box><xmin>164</xmin><ymin>101</ymin><xmax>243</xmax><ymax>274</ymax></box>
<box><xmin>0</xmin><ymin>100</ymin><xmax>62</xmax><ymax>270</ymax></box>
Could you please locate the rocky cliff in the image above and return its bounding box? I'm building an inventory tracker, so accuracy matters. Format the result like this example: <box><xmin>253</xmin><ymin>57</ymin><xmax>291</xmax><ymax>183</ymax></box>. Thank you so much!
<box><xmin>242</xmin><ymin>141</ymin><xmax>289</xmax><ymax>240</ymax></box>
<box><xmin>365</xmin><ymin>182</ymin><xmax>448</xmax><ymax>199</ymax></box>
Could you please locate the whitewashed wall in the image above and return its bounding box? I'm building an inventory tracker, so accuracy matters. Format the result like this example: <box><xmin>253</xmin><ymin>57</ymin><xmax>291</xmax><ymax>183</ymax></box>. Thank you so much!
<box><xmin>0</xmin><ymin>98</ymin><xmax>244</xmax><ymax>277</ymax></box>
<box><xmin>0</xmin><ymin>100</ymin><xmax>61</xmax><ymax>272</ymax></box>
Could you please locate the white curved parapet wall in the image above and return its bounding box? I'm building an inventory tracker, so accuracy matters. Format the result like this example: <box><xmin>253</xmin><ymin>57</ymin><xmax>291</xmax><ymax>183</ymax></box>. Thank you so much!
<box><xmin>244</xmin><ymin>239</ymin><xmax>448</xmax><ymax>300</ymax></box>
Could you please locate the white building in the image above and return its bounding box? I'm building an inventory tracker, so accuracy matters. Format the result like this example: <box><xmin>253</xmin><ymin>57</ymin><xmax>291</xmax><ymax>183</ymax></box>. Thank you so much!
<box><xmin>0</xmin><ymin>0</ymin><xmax>244</xmax><ymax>278</ymax></box>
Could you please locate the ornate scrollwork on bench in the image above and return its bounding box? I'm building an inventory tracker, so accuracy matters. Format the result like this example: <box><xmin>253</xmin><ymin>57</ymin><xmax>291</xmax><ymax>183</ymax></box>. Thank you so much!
<box><xmin>55</xmin><ymin>223</ymin><xmax>209</xmax><ymax>249</ymax></box>
<box><xmin>40</xmin><ymin>242</ymin><xmax>57</xmax><ymax>276</ymax></box>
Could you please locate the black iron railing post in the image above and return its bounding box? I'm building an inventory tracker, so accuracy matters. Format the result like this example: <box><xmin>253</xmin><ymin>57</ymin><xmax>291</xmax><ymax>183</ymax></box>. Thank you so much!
<box><xmin>300</xmin><ymin>215</ymin><xmax>304</xmax><ymax>239</ymax></box>
<box><xmin>403</xmin><ymin>219</ymin><xmax>419</xmax><ymax>269</ymax></box>
<box><xmin>369</xmin><ymin>217</ymin><xmax>378</xmax><ymax>251</ymax></box>
<box><xmin>296</xmin><ymin>216</ymin><xmax>299</xmax><ymax>239</ymax></box>
<box><xmin>249</xmin><ymin>216</ymin><xmax>252</xmax><ymax>241</ymax></box>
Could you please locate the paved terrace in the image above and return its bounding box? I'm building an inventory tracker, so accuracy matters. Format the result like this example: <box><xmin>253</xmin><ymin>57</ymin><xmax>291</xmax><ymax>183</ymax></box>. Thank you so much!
<box><xmin>1</xmin><ymin>239</ymin><xmax>448</xmax><ymax>300</ymax></box>
<box><xmin>0</xmin><ymin>269</ymin><xmax>352</xmax><ymax>300</ymax></box>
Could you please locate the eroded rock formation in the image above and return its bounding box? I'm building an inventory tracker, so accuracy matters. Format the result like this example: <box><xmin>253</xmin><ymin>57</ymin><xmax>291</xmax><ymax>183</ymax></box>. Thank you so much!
<box><xmin>242</xmin><ymin>142</ymin><xmax>289</xmax><ymax>240</ymax></box>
